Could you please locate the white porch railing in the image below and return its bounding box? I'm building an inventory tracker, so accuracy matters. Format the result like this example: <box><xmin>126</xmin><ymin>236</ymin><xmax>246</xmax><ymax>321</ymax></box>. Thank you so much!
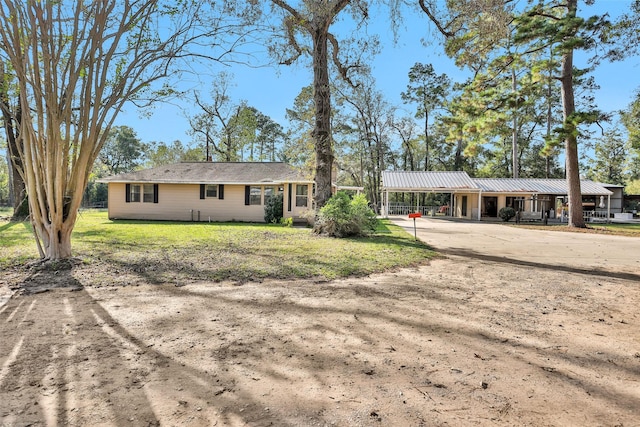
<box><xmin>387</xmin><ymin>203</ymin><xmax>451</xmax><ymax>217</ymax></box>
<box><xmin>583</xmin><ymin>210</ymin><xmax>609</xmax><ymax>222</ymax></box>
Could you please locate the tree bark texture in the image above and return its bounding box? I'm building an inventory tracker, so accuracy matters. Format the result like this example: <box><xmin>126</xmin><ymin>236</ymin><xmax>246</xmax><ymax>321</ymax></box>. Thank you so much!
<box><xmin>560</xmin><ymin>0</ymin><xmax>585</xmax><ymax>228</ymax></box>
<box><xmin>0</xmin><ymin>0</ymin><xmax>214</xmax><ymax>259</ymax></box>
<box><xmin>0</xmin><ymin>64</ymin><xmax>26</xmax><ymax>216</ymax></box>
<box><xmin>4</xmin><ymin>107</ymin><xmax>25</xmax><ymax>216</ymax></box>
<box><xmin>312</xmin><ymin>27</ymin><xmax>334</xmax><ymax>209</ymax></box>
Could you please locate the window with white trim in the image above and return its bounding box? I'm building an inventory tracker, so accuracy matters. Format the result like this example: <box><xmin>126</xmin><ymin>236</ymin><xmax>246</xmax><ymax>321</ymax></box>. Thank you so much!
<box><xmin>143</xmin><ymin>184</ymin><xmax>154</xmax><ymax>203</ymax></box>
<box><xmin>130</xmin><ymin>184</ymin><xmax>141</xmax><ymax>202</ymax></box>
<box><xmin>206</xmin><ymin>184</ymin><xmax>218</xmax><ymax>198</ymax></box>
<box><xmin>295</xmin><ymin>185</ymin><xmax>308</xmax><ymax>207</ymax></box>
<box><xmin>250</xmin><ymin>186</ymin><xmax>262</xmax><ymax>205</ymax></box>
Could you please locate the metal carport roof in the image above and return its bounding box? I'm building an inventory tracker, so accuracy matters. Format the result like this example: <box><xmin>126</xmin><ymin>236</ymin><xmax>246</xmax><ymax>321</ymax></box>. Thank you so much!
<box><xmin>381</xmin><ymin>171</ymin><xmax>612</xmax><ymax>196</ymax></box>
<box><xmin>473</xmin><ymin>178</ymin><xmax>613</xmax><ymax>195</ymax></box>
<box><xmin>381</xmin><ymin>171</ymin><xmax>480</xmax><ymax>192</ymax></box>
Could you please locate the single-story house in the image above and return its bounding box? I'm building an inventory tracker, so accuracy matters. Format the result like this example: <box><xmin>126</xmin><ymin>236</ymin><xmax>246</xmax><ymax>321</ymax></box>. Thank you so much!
<box><xmin>99</xmin><ymin>162</ymin><xmax>314</xmax><ymax>222</ymax></box>
<box><xmin>381</xmin><ymin>170</ymin><xmax>621</xmax><ymax>221</ymax></box>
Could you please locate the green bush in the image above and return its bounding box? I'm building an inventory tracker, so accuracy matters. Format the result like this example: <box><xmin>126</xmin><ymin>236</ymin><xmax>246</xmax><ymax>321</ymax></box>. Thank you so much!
<box><xmin>264</xmin><ymin>193</ymin><xmax>284</xmax><ymax>223</ymax></box>
<box><xmin>280</xmin><ymin>217</ymin><xmax>293</xmax><ymax>227</ymax></box>
<box><xmin>498</xmin><ymin>206</ymin><xmax>516</xmax><ymax>222</ymax></box>
<box><xmin>313</xmin><ymin>192</ymin><xmax>378</xmax><ymax>237</ymax></box>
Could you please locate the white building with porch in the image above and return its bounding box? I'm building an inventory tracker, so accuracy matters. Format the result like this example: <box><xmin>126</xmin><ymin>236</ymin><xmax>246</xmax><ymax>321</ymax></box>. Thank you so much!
<box><xmin>381</xmin><ymin>171</ymin><xmax>620</xmax><ymax>222</ymax></box>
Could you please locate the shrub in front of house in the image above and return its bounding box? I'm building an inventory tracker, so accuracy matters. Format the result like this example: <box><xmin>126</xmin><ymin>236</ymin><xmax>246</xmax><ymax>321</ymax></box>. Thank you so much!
<box><xmin>264</xmin><ymin>193</ymin><xmax>284</xmax><ymax>223</ymax></box>
<box><xmin>313</xmin><ymin>192</ymin><xmax>378</xmax><ymax>237</ymax></box>
<box><xmin>499</xmin><ymin>206</ymin><xmax>516</xmax><ymax>222</ymax></box>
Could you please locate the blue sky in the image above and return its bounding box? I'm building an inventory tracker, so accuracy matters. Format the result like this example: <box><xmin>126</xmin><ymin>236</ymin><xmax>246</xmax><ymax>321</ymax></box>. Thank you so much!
<box><xmin>116</xmin><ymin>1</ymin><xmax>639</xmax><ymax>147</ymax></box>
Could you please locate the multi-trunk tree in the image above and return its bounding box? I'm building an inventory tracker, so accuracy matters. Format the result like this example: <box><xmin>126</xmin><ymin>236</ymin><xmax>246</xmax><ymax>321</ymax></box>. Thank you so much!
<box><xmin>0</xmin><ymin>0</ymin><xmax>248</xmax><ymax>260</ymax></box>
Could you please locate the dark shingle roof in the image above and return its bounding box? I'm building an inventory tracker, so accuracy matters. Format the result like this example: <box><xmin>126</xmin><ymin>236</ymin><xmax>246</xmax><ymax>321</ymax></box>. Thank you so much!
<box><xmin>100</xmin><ymin>162</ymin><xmax>312</xmax><ymax>184</ymax></box>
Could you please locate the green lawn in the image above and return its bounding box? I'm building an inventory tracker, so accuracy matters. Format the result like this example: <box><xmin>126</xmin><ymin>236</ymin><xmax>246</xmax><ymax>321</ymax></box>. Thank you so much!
<box><xmin>589</xmin><ymin>222</ymin><xmax>640</xmax><ymax>236</ymax></box>
<box><xmin>0</xmin><ymin>210</ymin><xmax>437</xmax><ymax>283</ymax></box>
<box><xmin>514</xmin><ymin>221</ymin><xmax>640</xmax><ymax>236</ymax></box>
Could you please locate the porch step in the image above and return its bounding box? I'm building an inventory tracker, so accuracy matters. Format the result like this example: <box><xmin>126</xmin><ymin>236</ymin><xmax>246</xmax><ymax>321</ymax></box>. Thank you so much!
<box><xmin>292</xmin><ymin>217</ymin><xmax>309</xmax><ymax>226</ymax></box>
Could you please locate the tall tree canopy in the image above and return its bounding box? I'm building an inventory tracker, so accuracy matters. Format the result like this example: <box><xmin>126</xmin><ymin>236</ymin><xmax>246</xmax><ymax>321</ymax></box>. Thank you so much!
<box><xmin>401</xmin><ymin>63</ymin><xmax>451</xmax><ymax>172</ymax></box>
<box><xmin>419</xmin><ymin>0</ymin><xmax>612</xmax><ymax>227</ymax></box>
<box><xmin>97</xmin><ymin>126</ymin><xmax>146</xmax><ymax>176</ymax></box>
<box><xmin>256</xmin><ymin>0</ymin><xmax>378</xmax><ymax>209</ymax></box>
<box><xmin>0</xmin><ymin>0</ymin><xmax>247</xmax><ymax>260</ymax></box>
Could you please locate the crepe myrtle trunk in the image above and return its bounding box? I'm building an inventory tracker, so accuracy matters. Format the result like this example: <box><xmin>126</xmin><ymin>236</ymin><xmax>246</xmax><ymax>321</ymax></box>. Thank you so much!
<box><xmin>33</xmin><ymin>212</ymin><xmax>75</xmax><ymax>260</ymax></box>
<box><xmin>312</xmin><ymin>28</ymin><xmax>333</xmax><ymax>210</ymax></box>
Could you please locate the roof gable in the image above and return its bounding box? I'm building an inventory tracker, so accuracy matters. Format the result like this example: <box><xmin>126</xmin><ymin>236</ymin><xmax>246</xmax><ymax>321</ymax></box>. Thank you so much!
<box><xmin>100</xmin><ymin>162</ymin><xmax>313</xmax><ymax>185</ymax></box>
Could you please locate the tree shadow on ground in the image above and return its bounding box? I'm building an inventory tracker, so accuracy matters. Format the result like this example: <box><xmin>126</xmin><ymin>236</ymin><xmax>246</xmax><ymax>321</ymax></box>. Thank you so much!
<box><xmin>2</xmin><ymin>252</ymin><xmax>638</xmax><ymax>425</ymax></box>
<box><xmin>436</xmin><ymin>247</ymin><xmax>640</xmax><ymax>282</ymax></box>
<box><xmin>0</xmin><ymin>269</ymin><xmax>294</xmax><ymax>426</ymax></box>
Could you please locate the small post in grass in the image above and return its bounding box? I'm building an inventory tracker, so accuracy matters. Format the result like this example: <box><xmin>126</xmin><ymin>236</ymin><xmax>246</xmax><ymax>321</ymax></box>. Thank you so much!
<box><xmin>408</xmin><ymin>212</ymin><xmax>422</xmax><ymax>240</ymax></box>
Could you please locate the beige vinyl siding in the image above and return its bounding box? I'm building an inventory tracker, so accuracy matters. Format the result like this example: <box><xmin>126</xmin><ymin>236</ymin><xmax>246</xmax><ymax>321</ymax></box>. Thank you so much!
<box><xmin>108</xmin><ymin>182</ymin><xmax>311</xmax><ymax>222</ymax></box>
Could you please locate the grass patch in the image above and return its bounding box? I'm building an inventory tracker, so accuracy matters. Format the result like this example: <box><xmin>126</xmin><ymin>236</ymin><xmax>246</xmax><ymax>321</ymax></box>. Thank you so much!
<box><xmin>513</xmin><ymin>221</ymin><xmax>640</xmax><ymax>236</ymax></box>
<box><xmin>1</xmin><ymin>210</ymin><xmax>436</xmax><ymax>284</ymax></box>
<box><xmin>587</xmin><ymin>223</ymin><xmax>640</xmax><ymax>236</ymax></box>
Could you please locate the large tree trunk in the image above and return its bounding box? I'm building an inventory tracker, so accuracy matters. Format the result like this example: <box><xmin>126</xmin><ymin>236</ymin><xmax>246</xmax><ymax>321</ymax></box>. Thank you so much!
<box><xmin>6</xmin><ymin>122</ymin><xmax>26</xmax><ymax>216</ymax></box>
<box><xmin>19</xmin><ymin>110</ymin><xmax>88</xmax><ymax>260</ymax></box>
<box><xmin>0</xmin><ymin>64</ymin><xmax>26</xmax><ymax>218</ymax></box>
<box><xmin>559</xmin><ymin>1</ymin><xmax>585</xmax><ymax>228</ymax></box>
<box><xmin>455</xmin><ymin>139</ymin><xmax>463</xmax><ymax>171</ymax></box>
<box><xmin>424</xmin><ymin>110</ymin><xmax>430</xmax><ymax>172</ymax></box>
<box><xmin>312</xmin><ymin>28</ymin><xmax>333</xmax><ymax>209</ymax></box>
<box><xmin>32</xmin><ymin>217</ymin><xmax>74</xmax><ymax>260</ymax></box>
<box><xmin>512</xmin><ymin>68</ymin><xmax>519</xmax><ymax>179</ymax></box>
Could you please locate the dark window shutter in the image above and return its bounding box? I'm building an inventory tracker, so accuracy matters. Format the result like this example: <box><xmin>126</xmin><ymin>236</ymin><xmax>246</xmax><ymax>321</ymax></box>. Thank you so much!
<box><xmin>287</xmin><ymin>183</ymin><xmax>292</xmax><ymax>212</ymax></box>
<box><xmin>153</xmin><ymin>184</ymin><xmax>159</xmax><ymax>203</ymax></box>
<box><xmin>125</xmin><ymin>184</ymin><xmax>131</xmax><ymax>203</ymax></box>
<box><xmin>218</xmin><ymin>184</ymin><xmax>224</xmax><ymax>200</ymax></box>
<box><xmin>244</xmin><ymin>186</ymin><xmax>250</xmax><ymax>205</ymax></box>
<box><xmin>200</xmin><ymin>184</ymin><xmax>205</xmax><ymax>200</ymax></box>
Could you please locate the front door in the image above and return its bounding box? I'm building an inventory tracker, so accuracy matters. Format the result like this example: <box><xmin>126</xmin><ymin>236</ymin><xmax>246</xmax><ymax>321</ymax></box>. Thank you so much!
<box><xmin>483</xmin><ymin>196</ymin><xmax>498</xmax><ymax>217</ymax></box>
<box><xmin>461</xmin><ymin>196</ymin><xmax>468</xmax><ymax>217</ymax></box>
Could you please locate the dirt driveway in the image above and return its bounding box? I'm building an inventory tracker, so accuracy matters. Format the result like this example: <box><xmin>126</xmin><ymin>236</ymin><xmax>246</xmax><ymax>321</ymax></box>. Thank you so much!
<box><xmin>393</xmin><ymin>216</ymin><xmax>640</xmax><ymax>277</ymax></box>
<box><xmin>1</xmin><ymin>219</ymin><xmax>639</xmax><ymax>426</ymax></box>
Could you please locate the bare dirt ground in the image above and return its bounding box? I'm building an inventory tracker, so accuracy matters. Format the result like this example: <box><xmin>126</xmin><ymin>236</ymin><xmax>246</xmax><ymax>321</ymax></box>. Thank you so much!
<box><xmin>1</xmin><ymin>218</ymin><xmax>639</xmax><ymax>426</ymax></box>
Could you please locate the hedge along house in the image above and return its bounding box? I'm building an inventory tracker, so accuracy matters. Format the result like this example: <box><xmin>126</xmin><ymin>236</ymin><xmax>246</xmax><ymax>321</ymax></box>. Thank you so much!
<box><xmin>381</xmin><ymin>171</ymin><xmax>617</xmax><ymax>221</ymax></box>
<box><xmin>100</xmin><ymin>162</ymin><xmax>314</xmax><ymax>222</ymax></box>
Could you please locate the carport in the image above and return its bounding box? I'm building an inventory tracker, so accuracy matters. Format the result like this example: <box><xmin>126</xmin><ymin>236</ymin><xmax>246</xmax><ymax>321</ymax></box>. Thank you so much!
<box><xmin>381</xmin><ymin>171</ymin><xmax>614</xmax><ymax>222</ymax></box>
<box><xmin>381</xmin><ymin>171</ymin><xmax>483</xmax><ymax>220</ymax></box>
